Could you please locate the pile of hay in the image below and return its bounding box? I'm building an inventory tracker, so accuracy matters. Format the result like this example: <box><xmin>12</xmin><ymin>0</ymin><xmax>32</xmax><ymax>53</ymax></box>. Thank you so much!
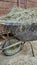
<box><xmin>0</xmin><ymin>7</ymin><xmax>37</xmax><ymax>24</ymax></box>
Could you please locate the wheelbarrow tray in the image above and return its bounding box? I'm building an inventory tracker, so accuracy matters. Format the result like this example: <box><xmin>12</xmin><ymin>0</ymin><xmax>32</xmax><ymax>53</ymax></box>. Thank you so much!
<box><xmin>0</xmin><ymin>20</ymin><xmax>37</xmax><ymax>41</ymax></box>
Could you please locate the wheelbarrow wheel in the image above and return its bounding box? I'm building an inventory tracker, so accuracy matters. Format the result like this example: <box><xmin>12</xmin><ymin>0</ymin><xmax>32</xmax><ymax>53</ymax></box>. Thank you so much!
<box><xmin>2</xmin><ymin>37</ymin><xmax>21</xmax><ymax>56</ymax></box>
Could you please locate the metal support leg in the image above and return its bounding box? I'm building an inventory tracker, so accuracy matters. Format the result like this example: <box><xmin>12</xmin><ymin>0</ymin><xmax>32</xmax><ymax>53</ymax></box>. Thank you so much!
<box><xmin>28</xmin><ymin>41</ymin><xmax>35</xmax><ymax>57</ymax></box>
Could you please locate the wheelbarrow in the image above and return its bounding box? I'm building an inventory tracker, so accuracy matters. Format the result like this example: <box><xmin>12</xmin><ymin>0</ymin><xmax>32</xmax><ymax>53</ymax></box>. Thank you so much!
<box><xmin>0</xmin><ymin>20</ymin><xmax>36</xmax><ymax>56</ymax></box>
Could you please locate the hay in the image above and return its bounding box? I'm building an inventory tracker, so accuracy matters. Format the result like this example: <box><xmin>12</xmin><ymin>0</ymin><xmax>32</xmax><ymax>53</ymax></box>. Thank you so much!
<box><xmin>0</xmin><ymin>7</ymin><xmax>37</xmax><ymax>24</ymax></box>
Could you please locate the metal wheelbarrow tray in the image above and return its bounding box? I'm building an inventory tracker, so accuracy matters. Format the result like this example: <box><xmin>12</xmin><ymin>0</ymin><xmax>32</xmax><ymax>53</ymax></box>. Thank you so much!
<box><xmin>0</xmin><ymin>20</ymin><xmax>37</xmax><ymax>56</ymax></box>
<box><xmin>0</xmin><ymin>20</ymin><xmax>36</xmax><ymax>42</ymax></box>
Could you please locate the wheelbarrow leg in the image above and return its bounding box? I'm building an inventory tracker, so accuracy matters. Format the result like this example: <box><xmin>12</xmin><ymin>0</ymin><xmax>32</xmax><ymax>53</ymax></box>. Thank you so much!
<box><xmin>29</xmin><ymin>41</ymin><xmax>35</xmax><ymax>57</ymax></box>
<box><xmin>22</xmin><ymin>41</ymin><xmax>35</xmax><ymax>57</ymax></box>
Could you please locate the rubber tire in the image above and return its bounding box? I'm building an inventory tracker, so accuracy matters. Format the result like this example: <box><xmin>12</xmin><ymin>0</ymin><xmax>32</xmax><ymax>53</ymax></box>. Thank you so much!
<box><xmin>2</xmin><ymin>38</ymin><xmax>21</xmax><ymax>56</ymax></box>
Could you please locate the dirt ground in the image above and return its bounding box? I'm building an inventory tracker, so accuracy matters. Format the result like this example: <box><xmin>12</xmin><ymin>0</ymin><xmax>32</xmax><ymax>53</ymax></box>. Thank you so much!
<box><xmin>0</xmin><ymin>40</ymin><xmax>37</xmax><ymax>65</ymax></box>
